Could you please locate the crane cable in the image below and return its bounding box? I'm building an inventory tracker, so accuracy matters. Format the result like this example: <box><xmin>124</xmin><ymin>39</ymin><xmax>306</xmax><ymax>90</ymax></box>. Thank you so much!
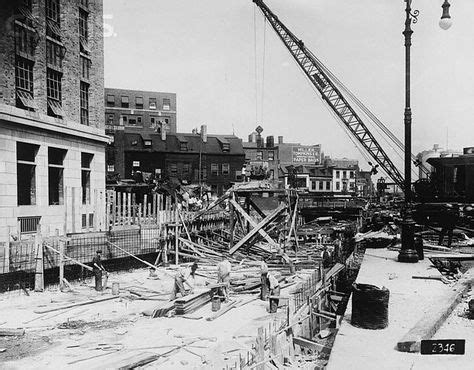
<box><xmin>261</xmin><ymin>19</ymin><xmax>266</xmax><ymax>126</ymax></box>
<box><xmin>253</xmin><ymin>6</ymin><xmax>258</xmax><ymax>124</ymax></box>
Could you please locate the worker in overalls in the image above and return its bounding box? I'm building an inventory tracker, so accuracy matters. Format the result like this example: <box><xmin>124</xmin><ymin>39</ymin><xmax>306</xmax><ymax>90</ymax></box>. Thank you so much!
<box><xmin>260</xmin><ymin>257</ymin><xmax>269</xmax><ymax>301</ymax></box>
<box><xmin>268</xmin><ymin>273</ymin><xmax>280</xmax><ymax>313</ymax></box>
<box><xmin>92</xmin><ymin>250</ymin><xmax>107</xmax><ymax>291</ymax></box>
<box><xmin>170</xmin><ymin>262</ymin><xmax>198</xmax><ymax>301</ymax></box>
<box><xmin>217</xmin><ymin>258</ymin><xmax>231</xmax><ymax>302</ymax></box>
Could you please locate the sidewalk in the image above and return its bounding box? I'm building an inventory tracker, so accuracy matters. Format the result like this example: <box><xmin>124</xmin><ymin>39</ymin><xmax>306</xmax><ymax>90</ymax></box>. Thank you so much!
<box><xmin>327</xmin><ymin>248</ymin><xmax>474</xmax><ymax>370</ymax></box>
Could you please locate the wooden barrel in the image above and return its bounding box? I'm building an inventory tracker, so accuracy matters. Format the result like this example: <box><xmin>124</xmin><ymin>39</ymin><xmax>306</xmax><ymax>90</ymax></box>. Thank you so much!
<box><xmin>351</xmin><ymin>283</ymin><xmax>389</xmax><ymax>329</ymax></box>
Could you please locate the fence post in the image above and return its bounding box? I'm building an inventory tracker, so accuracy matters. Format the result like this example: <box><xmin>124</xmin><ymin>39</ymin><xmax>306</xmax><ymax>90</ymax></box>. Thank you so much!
<box><xmin>34</xmin><ymin>225</ymin><xmax>44</xmax><ymax>292</ymax></box>
<box><xmin>59</xmin><ymin>239</ymin><xmax>65</xmax><ymax>291</ymax></box>
<box><xmin>175</xmin><ymin>197</ymin><xmax>179</xmax><ymax>265</ymax></box>
<box><xmin>256</xmin><ymin>326</ymin><xmax>264</xmax><ymax>370</ymax></box>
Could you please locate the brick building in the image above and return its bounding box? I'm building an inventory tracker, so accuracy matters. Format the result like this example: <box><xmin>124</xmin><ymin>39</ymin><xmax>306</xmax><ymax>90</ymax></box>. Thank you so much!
<box><xmin>242</xmin><ymin>127</ymin><xmax>278</xmax><ymax>181</ymax></box>
<box><xmin>325</xmin><ymin>158</ymin><xmax>359</xmax><ymax>195</ymax></box>
<box><xmin>104</xmin><ymin>87</ymin><xmax>177</xmax><ymax>138</ymax></box>
<box><xmin>0</xmin><ymin>0</ymin><xmax>107</xmax><ymax>242</ymax></box>
<box><xmin>109</xmin><ymin>125</ymin><xmax>245</xmax><ymax>195</ymax></box>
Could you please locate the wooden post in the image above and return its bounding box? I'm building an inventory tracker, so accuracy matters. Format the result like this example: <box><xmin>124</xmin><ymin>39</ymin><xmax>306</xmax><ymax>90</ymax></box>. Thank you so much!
<box><xmin>127</xmin><ymin>192</ymin><xmax>132</xmax><ymax>225</ymax></box>
<box><xmin>132</xmin><ymin>193</ymin><xmax>136</xmax><ymax>225</ymax></box>
<box><xmin>256</xmin><ymin>327</ymin><xmax>264</xmax><ymax>370</ymax></box>
<box><xmin>143</xmin><ymin>194</ymin><xmax>148</xmax><ymax>224</ymax></box>
<box><xmin>34</xmin><ymin>225</ymin><xmax>44</xmax><ymax>292</ymax></box>
<box><xmin>63</xmin><ymin>186</ymin><xmax>68</xmax><ymax>235</ymax></box>
<box><xmin>122</xmin><ymin>192</ymin><xmax>127</xmax><ymax>225</ymax></box>
<box><xmin>163</xmin><ymin>224</ymin><xmax>168</xmax><ymax>265</ymax></box>
<box><xmin>229</xmin><ymin>195</ymin><xmax>235</xmax><ymax>249</ymax></box>
<box><xmin>117</xmin><ymin>191</ymin><xmax>122</xmax><ymax>226</ymax></box>
<box><xmin>175</xmin><ymin>196</ymin><xmax>179</xmax><ymax>266</ymax></box>
<box><xmin>71</xmin><ymin>187</ymin><xmax>76</xmax><ymax>233</ymax></box>
<box><xmin>59</xmin><ymin>239</ymin><xmax>65</xmax><ymax>291</ymax></box>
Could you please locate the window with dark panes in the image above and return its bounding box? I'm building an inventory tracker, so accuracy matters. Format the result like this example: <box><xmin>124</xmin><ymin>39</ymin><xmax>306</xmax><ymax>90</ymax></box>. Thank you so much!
<box><xmin>106</xmin><ymin>94</ymin><xmax>115</xmax><ymax>107</ymax></box>
<box><xmin>319</xmin><ymin>181</ymin><xmax>323</xmax><ymax>190</ymax></box>
<box><xmin>46</xmin><ymin>0</ymin><xmax>60</xmax><ymax>22</ymax></box>
<box><xmin>326</xmin><ymin>181</ymin><xmax>331</xmax><ymax>190</ymax></box>
<box><xmin>256</xmin><ymin>151</ymin><xmax>263</xmax><ymax>161</ymax></box>
<box><xmin>222</xmin><ymin>163</ymin><xmax>230</xmax><ymax>175</ymax></box>
<box><xmin>46</xmin><ymin>0</ymin><xmax>61</xmax><ymax>41</ymax></box>
<box><xmin>80</xmin><ymin>81</ymin><xmax>89</xmax><ymax>125</ymax></box>
<box><xmin>211</xmin><ymin>163</ymin><xmax>219</xmax><ymax>176</ymax></box>
<box><xmin>169</xmin><ymin>163</ymin><xmax>177</xmax><ymax>176</ymax></box>
<box><xmin>121</xmin><ymin>96</ymin><xmax>129</xmax><ymax>108</ymax></box>
<box><xmin>47</xmin><ymin>68</ymin><xmax>63</xmax><ymax>117</ymax></box>
<box><xmin>107</xmin><ymin>114</ymin><xmax>114</xmax><ymax>124</ymax></box>
<box><xmin>149</xmin><ymin>97</ymin><xmax>157</xmax><ymax>109</ymax></box>
<box><xmin>81</xmin><ymin>152</ymin><xmax>93</xmax><ymax>204</ymax></box>
<box><xmin>15</xmin><ymin>57</ymin><xmax>35</xmax><ymax>110</ymax></box>
<box><xmin>183</xmin><ymin>163</ymin><xmax>190</xmax><ymax>176</ymax></box>
<box><xmin>80</xmin><ymin>56</ymin><xmax>90</xmax><ymax>80</ymax></box>
<box><xmin>163</xmin><ymin>98</ymin><xmax>170</xmax><ymax>110</ymax></box>
<box><xmin>15</xmin><ymin>24</ymin><xmax>35</xmax><ymax>56</ymax></box>
<box><xmin>48</xmin><ymin>147</ymin><xmax>67</xmax><ymax>205</ymax></box>
<box><xmin>46</xmin><ymin>40</ymin><xmax>64</xmax><ymax>68</ymax></box>
<box><xmin>135</xmin><ymin>96</ymin><xmax>143</xmax><ymax>109</ymax></box>
<box><xmin>79</xmin><ymin>8</ymin><xmax>88</xmax><ymax>39</ymax></box>
<box><xmin>17</xmin><ymin>142</ymin><xmax>38</xmax><ymax>206</ymax></box>
<box><xmin>268</xmin><ymin>151</ymin><xmax>274</xmax><ymax>161</ymax></box>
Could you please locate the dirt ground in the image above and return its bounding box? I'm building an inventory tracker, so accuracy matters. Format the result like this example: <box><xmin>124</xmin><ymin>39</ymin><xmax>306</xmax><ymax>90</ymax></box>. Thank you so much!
<box><xmin>0</xmin><ymin>266</ymin><xmax>301</xmax><ymax>369</ymax></box>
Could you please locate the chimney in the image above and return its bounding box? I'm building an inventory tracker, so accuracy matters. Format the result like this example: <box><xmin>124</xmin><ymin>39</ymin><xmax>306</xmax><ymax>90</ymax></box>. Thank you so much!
<box><xmin>278</xmin><ymin>136</ymin><xmax>283</xmax><ymax>144</ymax></box>
<box><xmin>161</xmin><ymin>125</ymin><xmax>166</xmax><ymax>141</ymax></box>
<box><xmin>266</xmin><ymin>136</ymin><xmax>274</xmax><ymax>148</ymax></box>
<box><xmin>201</xmin><ymin>124</ymin><xmax>207</xmax><ymax>143</ymax></box>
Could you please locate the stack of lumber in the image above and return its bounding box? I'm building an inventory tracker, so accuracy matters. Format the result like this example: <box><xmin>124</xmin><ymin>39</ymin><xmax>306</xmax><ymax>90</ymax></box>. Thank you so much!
<box><xmin>174</xmin><ymin>290</ymin><xmax>212</xmax><ymax>315</ymax></box>
<box><xmin>151</xmin><ymin>301</ymin><xmax>175</xmax><ymax>318</ymax></box>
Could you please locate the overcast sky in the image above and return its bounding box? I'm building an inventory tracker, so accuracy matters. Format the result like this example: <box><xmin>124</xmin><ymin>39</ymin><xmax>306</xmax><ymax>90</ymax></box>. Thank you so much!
<box><xmin>103</xmin><ymin>0</ymin><xmax>474</xmax><ymax>174</ymax></box>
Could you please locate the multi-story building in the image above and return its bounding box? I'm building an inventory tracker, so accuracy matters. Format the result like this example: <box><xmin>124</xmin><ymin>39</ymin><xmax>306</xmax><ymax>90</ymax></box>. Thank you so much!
<box><xmin>104</xmin><ymin>88</ymin><xmax>177</xmax><ymax>138</ymax></box>
<box><xmin>0</xmin><ymin>0</ymin><xmax>107</xmax><ymax>242</ymax></box>
<box><xmin>109</xmin><ymin>125</ymin><xmax>245</xmax><ymax>195</ymax></box>
<box><xmin>328</xmin><ymin>158</ymin><xmax>359</xmax><ymax>195</ymax></box>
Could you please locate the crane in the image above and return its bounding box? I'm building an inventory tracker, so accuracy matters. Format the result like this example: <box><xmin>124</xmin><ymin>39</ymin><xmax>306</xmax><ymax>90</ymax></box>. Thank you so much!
<box><xmin>252</xmin><ymin>0</ymin><xmax>409</xmax><ymax>191</ymax></box>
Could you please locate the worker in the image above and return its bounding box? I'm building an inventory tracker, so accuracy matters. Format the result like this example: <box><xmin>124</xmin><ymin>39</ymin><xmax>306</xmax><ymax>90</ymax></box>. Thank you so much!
<box><xmin>92</xmin><ymin>250</ymin><xmax>107</xmax><ymax>291</ymax></box>
<box><xmin>321</xmin><ymin>245</ymin><xmax>332</xmax><ymax>268</ymax></box>
<box><xmin>260</xmin><ymin>258</ymin><xmax>269</xmax><ymax>301</ymax></box>
<box><xmin>438</xmin><ymin>204</ymin><xmax>459</xmax><ymax>248</ymax></box>
<box><xmin>268</xmin><ymin>272</ymin><xmax>280</xmax><ymax>313</ymax></box>
<box><xmin>217</xmin><ymin>258</ymin><xmax>231</xmax><ymax>302</ymax></box>
<box><xmin>170</xmin><ymin>262</ymin><xmax>198</xmax><ymax>301</ymax></box>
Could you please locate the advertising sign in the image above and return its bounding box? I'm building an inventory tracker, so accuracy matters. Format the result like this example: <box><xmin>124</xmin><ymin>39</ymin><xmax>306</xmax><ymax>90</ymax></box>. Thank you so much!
<box><xmin>292</xmin><ymin>145</ymin><xmax>320</xmax><ymax>164</ymax></box>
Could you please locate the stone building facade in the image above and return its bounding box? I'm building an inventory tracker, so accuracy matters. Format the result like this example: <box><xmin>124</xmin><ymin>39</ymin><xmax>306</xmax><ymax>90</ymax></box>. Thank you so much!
<box><xmin>0</xmin><ymin>0</ymin><xmax>108</xmax><ymax>242</ymax></box>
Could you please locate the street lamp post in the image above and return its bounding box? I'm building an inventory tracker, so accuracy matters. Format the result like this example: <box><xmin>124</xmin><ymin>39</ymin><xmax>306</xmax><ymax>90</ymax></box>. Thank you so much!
<box><xmin>398</xmin><ymin>0</ymin><xmax>452</xmax><ymax>263</ymax></box>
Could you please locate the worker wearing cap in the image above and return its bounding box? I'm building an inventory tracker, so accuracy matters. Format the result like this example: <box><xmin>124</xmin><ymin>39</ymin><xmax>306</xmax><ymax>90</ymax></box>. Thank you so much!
<box><xmin>260</xmin><ymin>258</ymin><xmax>269</xmax><ymax>301</ymax></box>
<box><xmin>170</xmin><ymin>262</ymin><xmax>198</xmax><ymax>301</ymax></box>
<box><xmin>92</xmin><ymin>250</ymin><xmax>107</xmax><ymax>291</ymax></box>
<box><xmin>217</xmin><ymin>258</ymin><xmax>231</xmax><ymax>302</ymax></box>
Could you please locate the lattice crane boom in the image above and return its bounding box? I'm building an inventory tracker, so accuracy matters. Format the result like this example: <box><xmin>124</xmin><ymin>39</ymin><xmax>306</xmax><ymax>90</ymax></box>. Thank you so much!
<box><xmin>253</xmin><ymin>0</ymin><xmax>405</xmax><ymax>191</ymax></box>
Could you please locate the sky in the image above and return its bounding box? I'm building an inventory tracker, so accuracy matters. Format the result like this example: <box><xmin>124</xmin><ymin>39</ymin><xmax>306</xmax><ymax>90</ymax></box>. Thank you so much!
<box><xmin>103</xmin><ymin>0</ymin><xmax>474</xmax><ymax>175</ymax></box>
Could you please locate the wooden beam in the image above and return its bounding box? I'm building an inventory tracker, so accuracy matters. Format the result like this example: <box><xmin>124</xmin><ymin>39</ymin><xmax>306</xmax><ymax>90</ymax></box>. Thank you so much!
<box><xmin>44</xmin><ymin>243</ymin><xmax>93</xmax><ymax>272</ymax></box>
<box><xmin>229</xmin><ymin>198</ymin><xmax>277</xmax><ymax>246</ymax></box>
<box><xmin>229</xmin><ymin>204</ymin><xmax>286</xmax><ymax>255</ymax></box>
<box><xmin>107</xmin><ymin>241</ymin><xmax>158</xmax><ymax>270</ymax></box>
<box><xmin>190</xmin><ymin>193</ymin><xmax>229</xmax><ymax>221</ymax></box>
<box><xmin>34</xmin><ymin>296</ymin><xmax>120</xmax><ymax>314</ymax></box>
<box><xmin>248</xmin><ymin>198</ymin><xmax>267</xmax><ymax>219</ymax></box>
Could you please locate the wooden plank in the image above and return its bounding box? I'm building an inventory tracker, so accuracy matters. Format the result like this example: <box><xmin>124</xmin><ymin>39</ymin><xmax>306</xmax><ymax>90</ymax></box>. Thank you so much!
<box><xmin>0</xmin><ymin>328</ymin><xmax>25</xmax><ymax>336</ymax></box>
<box><xmin>44</xmin><ymin>243</ymin><xmax>93</xmax><ymax>272</ymax></box>
<box><xmin>229</xmin><ymin>204</ymin><xmax>286</xmax><ymax>255</ymax></box>
<box><xmin>34</xmin><ymin>296</ymin><xmax>120</xmax><ymax>314</ymax></box>
<box><xmin>108</xmin><ymin>241</ymin><xmax>157</xmax><ymax>270</ymax></box>
<box><xmin>397</xmin><ymin>272</ymin><xmax>474</xmax><ymax>352</ymax></box>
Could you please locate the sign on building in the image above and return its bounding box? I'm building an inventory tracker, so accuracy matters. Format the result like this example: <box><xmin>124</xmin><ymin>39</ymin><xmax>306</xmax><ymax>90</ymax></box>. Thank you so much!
<box><xmin>292</xmin><ymin>145</ymin><xmax>320</xmax><ymax>164</ymax></box>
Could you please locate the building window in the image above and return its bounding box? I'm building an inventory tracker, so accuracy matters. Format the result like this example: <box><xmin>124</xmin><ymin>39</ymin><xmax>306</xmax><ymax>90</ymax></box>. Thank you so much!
<box><xmin>336</xmin><ymin>182</ymin><xmax>340</xmax><ymax>191</ymax></box>
<box><xmin>137</xmin><ymin>116</ymin><xmax>142</xmax><ymax>124</ymax></box>
<box><xmin>222</xmin><ymin>163</ymin><xmax>230</xmax><ymax>176</ymax></box>
<box><xmin>17</xmin><ymin>0</ymin><xmax>35</xmax><ymax>28</ymax></box>
<box><xmin>132</xmin><ymin>161</ymin><xmax>140</xmax><ymax>167</ymax></box>
<box><xmin>46</xmin><ymin>40</ymin><xmax>64</xmax><ymax>69</ymax></box>
<box><xmin>121</xmin><ymin>115</ymin><xmax>128</xmax><ymax>124</ymax></box>
<box><xmin>45</xmin><ymin>0</ymin><xmax>60</xmax><ymax>23</ymax></box>
<box><xmin>45</xmin><ymin>0</ymin><xmax>61</xmax><ymax>41</ymax></box>
<box><xmin>221</xmin><ymin>143</ymin><xmax>230</xmax><ymax>152</ymax></box>
<box><xmin>144</xmin><ymin>140</ymin><xmax>152</xmax><ymax>147</ymax></box>
<box><xmin>326</xmin><ymin>181</ymin><xmax>330</xmax><ymax>190</ymax></box>
<box><xmin>128</xmin><ymin>117</ymin><xmax>137</xmax><ymax>125</ymax></box>
<box><xmin>80</xmin><ymin>81</ymin><xmax>89</xmax><ymax>125</ymax></box>
<box><xmin>17</xmin><ymin>142</ymin><xmax>38</xmax><ymax>206</ymax></box>
<box><xmin>256</xmin><ymin>151</ymin><xmax>263</xmax><ymax>160</ymax></box>
<box><xmin>149</xmin><ymin>98</ymin><xmax>157</xmax><ymax>109</ymax></box>
<box><xmin>150</xmin><ymin>117</ymin><xmax>155</xmax><ymax>124</ymax></box>
<box><xmin>180</xmin><ymin>142</ymin><xmax>188</xmax><ymax>151</ymax></box>
<box><xmin>82</xmin><ymin>214</ymin><xmax>93</xmax><ymax>229</ymax></box>
<box><xmin>107</xmin><ymin>114</ymin><xmax>114</xmax><ymax>124</ymax></box>
<box><xmin>15</xmin><ymin>57</ymin><xmax>36</xmax><ymax>110</ymax></box>
<box><xmin>121</xmin><ymin>96</ymin><xmax>129</xmax><ymax>108</ymax></box>
<box><xmin>169</xmin><ymin>163</ymin><xmax>177</xmax><ymax>177</ymax></box>
<box><xmin>183</xmin><ymin>163</ymin><xmax>190</xmax><ymax>177</ymax></box>
<box><xmin>342</xmin><ymin>171</ymin><xmax>347</xmax><ymax>179</ymax></box>
<box><xmin>163</xmin><ymin>98</ymin><xmax>170</xmax><ymax>110</ymax></box>
<box><xmin>79</xmin><ymin>9</ymin><xmax>88</xmax><ymax>39</ymax></box>
<box><xmin>18</xmin><ymin>216</ymin><xmax>41</xmax><ymax>235</ymax></box>
<box><xmin>80</xmin><ymin>0</ymin><xmax>89</xmax><ymax>8</ymax></box>
<box><xmin>81</xmin><ymin>152</ymin><xmax>93</xmax><ymax>205</ymax></box>
<box><xmin>48</xmin><ymin>147</ymin><xmax>66</xmax><ymax>205</ymax></box>
<box><xmin>47</xmin><ymin>68</ymin><xmax>63</xmax><ymax>117</ymax></box>
<box><xmin>80</xmin><ymin>55</ymin><xmax>91</xmax><ymax>80</ymax></box>
<box><xmin>211</xmin><ymin>163</ymin><xmax>219</xmax><ymax>176</ymax></box>
<box><xmin>135</xmin><ymin>96</ymin><xmax>143</xmax><ymax>109</ymax></box>
<box><xmin>15</xmin><ymin>24</ymin><xmax>36</xmax><ymax>57</ymax></box>
<box><xmin>350</xmin><ymin>171</ymin><xmax>355</xmax><ymax>179</ymax></box>
<box><xmin>268</xmin><ymin>151</ymin><xmax>274</xmax><ymax>161</ymax></box>
<box><xmin>106</xmin><ymin>94</ymin><xmax>115</xmax><ymax>107</ymax></box>
<box><xmin>107</xmin><ymin>164</ymin><xmax>115</xmax><ymax>172</ymax></box>
<box><xmin>319</xmin><ymin>181</ymin><xmax>324</xmax><ymax>190</ymax></box>
<box><xmin>336</xmin><ymin>170</ymin><xmax>340</xmax><ymax>179</ymax></box>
